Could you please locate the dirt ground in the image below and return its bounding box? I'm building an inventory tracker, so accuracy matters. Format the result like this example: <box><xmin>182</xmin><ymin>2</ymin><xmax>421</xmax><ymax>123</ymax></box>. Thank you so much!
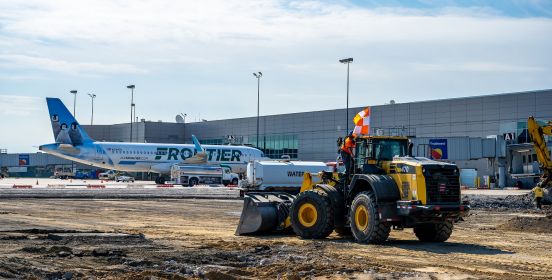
<box><xmin>0</xmin><ymin>199</ymin><xmax>551</xmax><ymax>279</ymax></box>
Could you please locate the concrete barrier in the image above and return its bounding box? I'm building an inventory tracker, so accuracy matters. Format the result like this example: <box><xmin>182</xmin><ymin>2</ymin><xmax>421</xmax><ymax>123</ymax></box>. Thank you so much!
<box><xmin>156</xmin><ymin>184</ymin><xmax>175</xmax><ymax>188</ymax></box>
<box><xmin>12</xmin><ymin>185</ymin><xmax>33</xmax><ymax>189</ymax></box>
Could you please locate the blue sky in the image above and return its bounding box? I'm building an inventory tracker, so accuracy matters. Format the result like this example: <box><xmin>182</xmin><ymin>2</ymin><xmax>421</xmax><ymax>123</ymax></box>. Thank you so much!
<box><xmin>0</xmin><ymin>0</ymin><xmax>551</xmax><ymax>152</ymax></box>
<box><xmin>350</xmin><ymin>0</ymin><xmax>552</xmax><ymax>18</ymax></box>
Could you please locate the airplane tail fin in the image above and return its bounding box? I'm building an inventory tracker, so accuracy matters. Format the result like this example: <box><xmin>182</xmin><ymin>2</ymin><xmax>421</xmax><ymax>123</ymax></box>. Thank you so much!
<box><xmin>191</xmin><ymin>135</ymin><xmax>205</xmax><ymax>153</ymax></box>
<box><xmin>46</xmin><ymin>97</ymin><xmax>93</xmax><ymax>146</ymax></box>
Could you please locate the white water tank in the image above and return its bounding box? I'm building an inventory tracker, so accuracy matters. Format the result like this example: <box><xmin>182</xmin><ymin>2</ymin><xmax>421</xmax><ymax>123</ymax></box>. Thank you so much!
<box><xmin>245</xmin><ymin>160</ymin><xmax>329</xmax><ymax>191</ymax></box>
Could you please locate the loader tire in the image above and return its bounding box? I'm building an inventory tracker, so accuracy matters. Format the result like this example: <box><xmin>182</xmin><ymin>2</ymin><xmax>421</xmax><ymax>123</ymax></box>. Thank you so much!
<box><xmin>349</xmin><ymin>191</ymin><xmax>390</xmax><ymax>244</ymax></box>
<box><xmin>316</xmin><ymin>184</ymin><xmax>346</xmax><ymax>230</ymax></box>
<box><xmin>414</xmin><ymin>222</ymin><xmax>453</xmax><ymax>242</ymax></box>
<box><xmin>290</xmin><ymin>189</ymin><xmax>334</xmax><ymax>239</ymax></box>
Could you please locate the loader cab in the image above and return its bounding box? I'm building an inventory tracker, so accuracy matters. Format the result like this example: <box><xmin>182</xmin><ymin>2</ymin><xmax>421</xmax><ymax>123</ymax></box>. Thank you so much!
<box><xmin>355</xmin><ymin>136</ymin><xmax>409</xmax><ymax>174</ymax></box>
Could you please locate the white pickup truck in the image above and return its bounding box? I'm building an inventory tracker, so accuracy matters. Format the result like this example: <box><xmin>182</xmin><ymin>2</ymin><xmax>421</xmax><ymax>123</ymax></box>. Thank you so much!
<box><xmin>98</xmin><ymin>170</ymin><xmax>118</xmax><ymax>180</ymax></box>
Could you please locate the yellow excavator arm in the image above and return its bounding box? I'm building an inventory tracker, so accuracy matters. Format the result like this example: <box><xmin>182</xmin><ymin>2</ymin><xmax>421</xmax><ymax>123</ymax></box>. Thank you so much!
<box><xmin>527</xmin><ymin>116</ymin><xmax>552</xmax><ymax>187</ymax></box>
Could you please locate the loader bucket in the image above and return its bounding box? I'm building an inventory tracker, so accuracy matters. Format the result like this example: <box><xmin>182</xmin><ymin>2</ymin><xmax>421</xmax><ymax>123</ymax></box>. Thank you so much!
<box><xmin>235</xmin><ymin>192</ymin><xmax>295</xmax><ymax>235</ymax></box>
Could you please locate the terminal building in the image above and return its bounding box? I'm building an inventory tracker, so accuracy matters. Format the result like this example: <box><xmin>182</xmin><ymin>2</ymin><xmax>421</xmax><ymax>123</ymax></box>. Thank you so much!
<box><xmin>2</xmin><ymin>89</ymin><xmax>551</xmax><ymax>188</ymax></box>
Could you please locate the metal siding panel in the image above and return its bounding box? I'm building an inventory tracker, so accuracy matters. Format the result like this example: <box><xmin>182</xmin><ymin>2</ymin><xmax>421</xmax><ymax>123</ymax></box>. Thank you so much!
<box><xmin>496</xmin><ymin>137</ymin><xmax>506</xmax><ymax>157</ymax></box>
<box><xmin>482</xmin><ymin>138</ymin><xmax>496</xmax><ymax>158</ymax></box>
<box><xmin>469</xmin><ymin>138</ymin><xmax>482</xmax><ymax>159</ymax></box>
<box><xmin>411</xmin><ymin>138</ymin><xmax>429</xmax><ymax>157</ymax></box>
<box><xmin>448</xmin><ymin>137</ymin><xmax>470</xmax><ymax>160</ymax></box>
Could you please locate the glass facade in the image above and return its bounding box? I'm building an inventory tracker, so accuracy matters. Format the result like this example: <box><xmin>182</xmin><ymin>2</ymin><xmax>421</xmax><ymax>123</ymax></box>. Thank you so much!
<box><xmin>251</xmin><ymin>134</ymin><xmax>299</xmax><ymax>159</ymax></box>
<box><xmin>200</xmin><ymin>134</ymin><xmax>299</xmax><ymax>159</ymax></box>
<box><xmin>499</xmin><ymin>119</ymin><xmax>551</xmax><ymax>144</ymax></box>
<box><xmin>200</xmin><ymin>138</ymin><xmax>225</xmax><ymax>145</ymax></box>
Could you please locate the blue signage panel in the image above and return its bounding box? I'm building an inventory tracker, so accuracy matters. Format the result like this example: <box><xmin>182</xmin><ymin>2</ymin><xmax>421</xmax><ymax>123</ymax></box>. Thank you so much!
<box><xmin>429</xmin><ymin>139</ymin><xmax>448</xmax><ymax>160</ymax></box>
<box><xmin>19</xmin><ymin>154</ymin><xmax>30</xmax><ymax>166</ymax></box>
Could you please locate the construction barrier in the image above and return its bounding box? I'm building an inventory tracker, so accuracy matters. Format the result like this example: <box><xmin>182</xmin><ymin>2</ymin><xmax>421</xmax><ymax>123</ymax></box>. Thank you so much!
<box><xmin>156</xmin><ymin>184</ymin><xmax>175</xmax><ymax>188</ymax></box>
<box><xmin>12</xmin><ymin>185</ymin><xmax>33</xmax><ymax>189</ymax></box>
<box><xmin>47</xmin><ymin>184</ymin><xmax>67</xmax><ymax>188</ymax></box>
<box><xmin>87</xmin><ymin>185</ymin><xmax>106</xmax><ymax>189</ymax></box>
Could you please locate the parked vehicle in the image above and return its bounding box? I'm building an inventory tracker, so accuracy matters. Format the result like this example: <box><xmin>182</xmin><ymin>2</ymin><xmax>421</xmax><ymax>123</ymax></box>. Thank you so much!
<box><xmin>53</xmin><ymin>165</ymin><xmax>75</xmax><ymax>179</ymax></box>
<box><xmin>220</xmin><ymin>164</ymin><xmax>240</xmax><ymax>186</ymax></box>
<box><xmin>74</xmin><ymin>170</ymin><xmax>97</xmax><ymax>179</ymax></box>
<box><xmin>98</xmin><ymin>170</ymin><xmax>118</xmax><ymax>180</ymax></box>
<box><xmin>116</xmin><ymin>175</ymin><xmax>135</xmax><ymax>182</ymax></box>
<box><xmin>170</xmin><ymin>164</ymin><xmax>239</xmax><ymax>186</ymax></box>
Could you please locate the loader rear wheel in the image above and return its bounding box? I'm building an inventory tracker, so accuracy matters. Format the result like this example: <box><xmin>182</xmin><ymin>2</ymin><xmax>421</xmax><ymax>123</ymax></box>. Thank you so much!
<box><xmin>290</xmin><ymin>189</ymin><xmax>334</xmax><ymax>239</ymax></box>
<box><xmin>414</xmin><ymin>222</ymin><xmax>453</xmax><ymax>242</ymax></box>
<box><xmin>349</xmin><ymin>191</ymin><xmax>390</xmax><ymax>244</ymax></box>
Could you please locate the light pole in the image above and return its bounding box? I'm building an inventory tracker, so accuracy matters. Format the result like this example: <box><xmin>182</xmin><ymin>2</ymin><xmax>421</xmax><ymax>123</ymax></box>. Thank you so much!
<box><xmin>88</xmin><ymin>93</ymin><xmax>96</xmax><ymax>125</ymax></box>
<box><xmin>253</xmin><ymin>72</ymin><xmax>262</xmax><ymax>148</ymax></box>
<box><xmin>70</xmin><ymin>90</ymin><xmax>77</xmax><ymax>117</ymax></box>
<box><xmin>339</xmin><ymin>58</ymin><xmax>353</xmax><ymax>133</ymax></box>
<box><xmin>127</xmin><ymin>85</ymin><xmax>135</xmax><ymax>142</ymax></box>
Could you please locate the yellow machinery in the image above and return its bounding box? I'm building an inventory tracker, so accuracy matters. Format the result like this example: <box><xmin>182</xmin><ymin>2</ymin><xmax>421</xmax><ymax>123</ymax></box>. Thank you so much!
<box><xmin>527</xmin><ymin>117</ymin><xmax>552</xmax><ymax>189</ymax></box>
<box><xmin>236</xmin><ymin>136</ymin><xmax>469</xmax><ymax>243</ymax></box>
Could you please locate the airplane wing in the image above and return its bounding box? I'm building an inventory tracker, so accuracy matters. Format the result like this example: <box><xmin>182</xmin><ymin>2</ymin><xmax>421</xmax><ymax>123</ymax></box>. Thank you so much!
<box><xmin>180</xmin><ymin>135</ymin><xmax>208</xmax><ymax>164</ymax></box>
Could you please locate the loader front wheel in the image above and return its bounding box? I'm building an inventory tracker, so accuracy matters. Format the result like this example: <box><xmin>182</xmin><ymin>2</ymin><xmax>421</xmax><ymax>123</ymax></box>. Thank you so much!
<box><xmin>349</xmin><ymin>191</ymin><xmax>390</xmax><ymax>244</ymax></box>
<box><xmin>414</xmin><ymin>222</ymin><xmax>453</xmax><ymax>242</ymax></box>
<box><xmin>290</xmin><ymin>189</ymin><xmax>334</xmax><ymax>239</ymax></box>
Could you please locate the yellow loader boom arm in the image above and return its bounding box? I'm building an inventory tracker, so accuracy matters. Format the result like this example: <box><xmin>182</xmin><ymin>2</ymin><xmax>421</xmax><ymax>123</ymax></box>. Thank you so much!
<box><xmin>527</xmin><ymin>116</ymin><xmax>552</xmax><ymax>187</ymax></box>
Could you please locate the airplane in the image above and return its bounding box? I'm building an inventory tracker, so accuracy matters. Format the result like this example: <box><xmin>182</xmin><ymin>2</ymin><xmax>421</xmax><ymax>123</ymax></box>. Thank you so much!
<box><xmin>39</xmin><ymin>98</ymin><xmax>266</xmax><ymax>184</ymax></box>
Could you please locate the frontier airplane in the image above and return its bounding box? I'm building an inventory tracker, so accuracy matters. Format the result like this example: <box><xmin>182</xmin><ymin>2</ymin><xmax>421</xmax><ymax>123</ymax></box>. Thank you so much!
<box><xmin>39</xmin><ymin>98</ymin><xmax>266</xmax><ymax>183</ymax></box>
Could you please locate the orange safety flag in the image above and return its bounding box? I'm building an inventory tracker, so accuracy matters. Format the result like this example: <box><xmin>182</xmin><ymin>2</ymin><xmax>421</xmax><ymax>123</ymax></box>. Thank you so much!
<box><xmin>352</xmin><ymin>107</ymin><xmax>370</xmax><ymax>136</ymax></box>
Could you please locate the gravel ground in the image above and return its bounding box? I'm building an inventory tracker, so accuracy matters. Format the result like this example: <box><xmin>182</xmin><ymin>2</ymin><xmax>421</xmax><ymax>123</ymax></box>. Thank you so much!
<box><xmin>0</xmin><ymin>199</ymin><xmax>551</xmax><ymax>279</ymax></box>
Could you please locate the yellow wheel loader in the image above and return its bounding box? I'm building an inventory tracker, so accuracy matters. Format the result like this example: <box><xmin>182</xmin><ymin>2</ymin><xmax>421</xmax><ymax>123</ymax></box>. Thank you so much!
<box><xmin>236</xmin><ymin>136</ymin><xmax>470</xmax><ymax>243</ymax></box>
<box><xmin>527</xmin><ymin>116</ymin><xmax>552</xmax><ymax>202</ymax></box>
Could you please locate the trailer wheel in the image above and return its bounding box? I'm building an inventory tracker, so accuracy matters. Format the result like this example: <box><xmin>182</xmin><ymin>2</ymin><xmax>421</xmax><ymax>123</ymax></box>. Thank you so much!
<box><xmin>188</xmin><ymin>177</ymin><xmax>198</xmax><ymax>187</ymax></box>
<box><xmin>414</xmin><ymin>222</ymin><xmax>453</xmax><ymax>242</ymax></box>
<box><xmin>290</xmin><ymin>189</ymin><xmax>334</xmax><ymax>239</ymax></box>
<box><xmin>349</xmin><ymin>191</ymin><xmax>390</xmax><ymax>244</ymax></box>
